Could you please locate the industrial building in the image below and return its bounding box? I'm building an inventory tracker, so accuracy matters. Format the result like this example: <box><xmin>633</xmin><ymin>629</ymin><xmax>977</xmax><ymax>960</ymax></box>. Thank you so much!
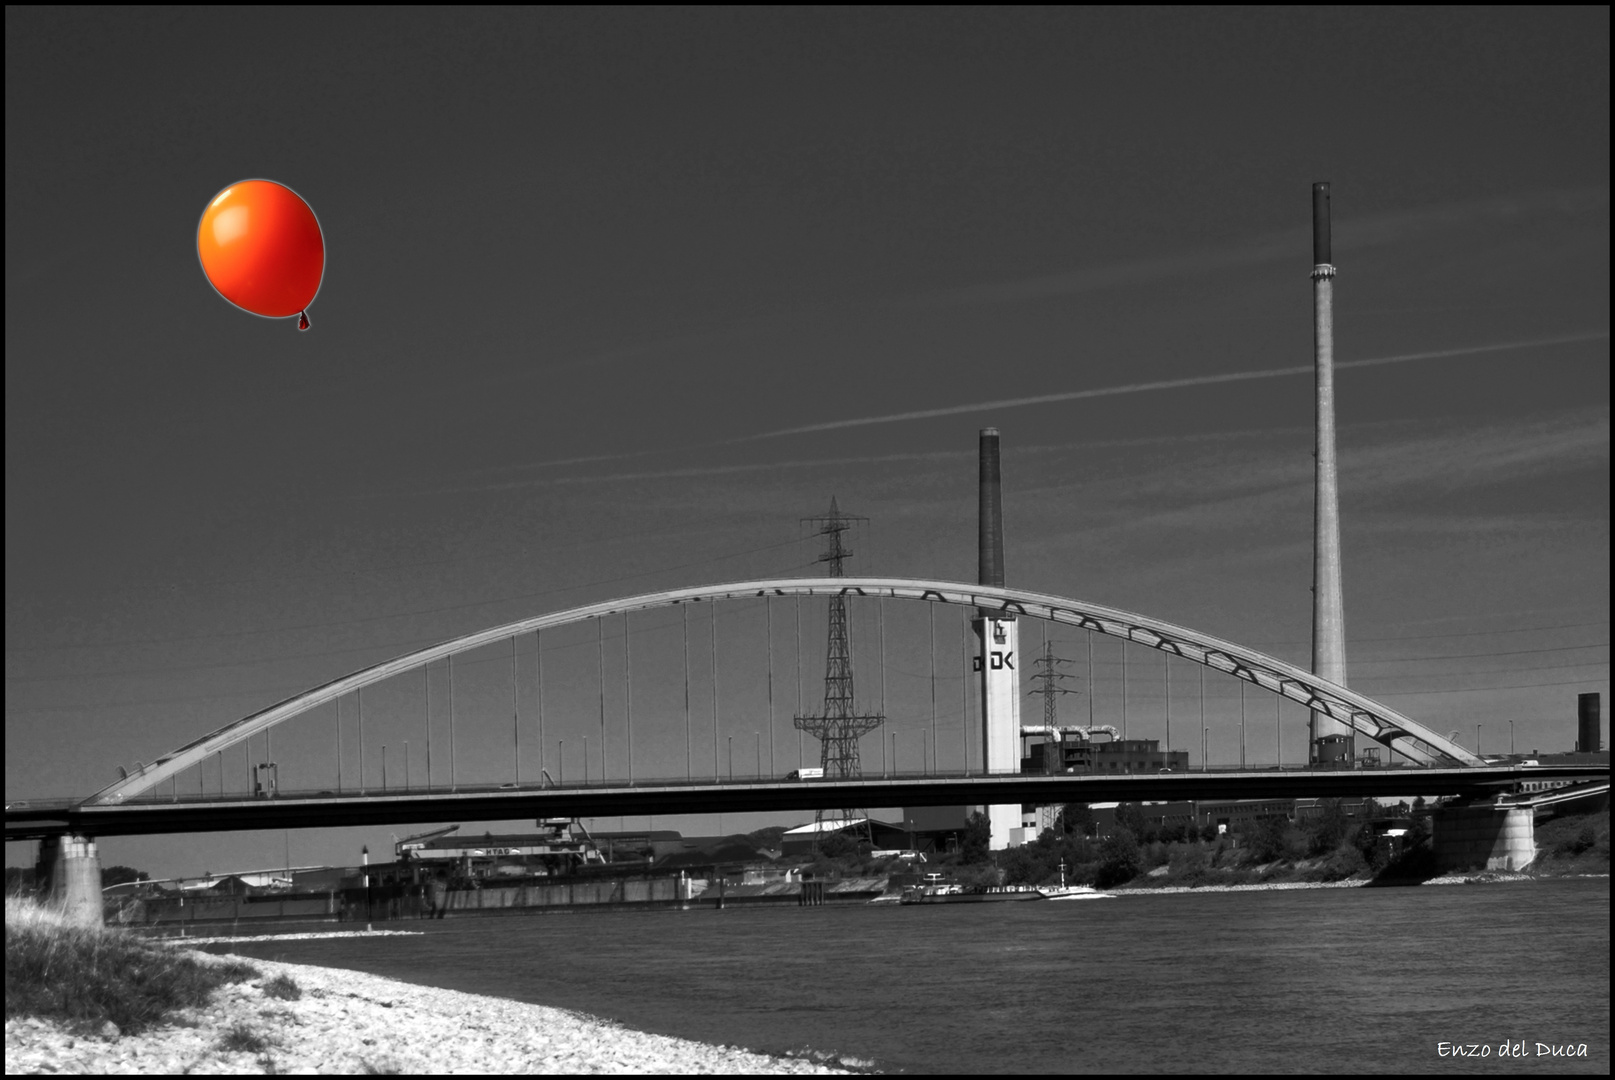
<box><xmin>779</xmin><ymin>817</ymin><xmax>916</xmax><ymax>857</ymax></box>
<box><xmin>395</xmin><ymin>820</ymin><xmax>606</xmax><ymax>877</ymax></box>
<box><xmin>1052</xmin><ymin>797</ymin><xmax>1377</xmax><ymax>839</ymax></box>
<box><xmin>1023</xmin><ymin>733</ymin><xmax>1190</xmax><ymax>775</ymax></box>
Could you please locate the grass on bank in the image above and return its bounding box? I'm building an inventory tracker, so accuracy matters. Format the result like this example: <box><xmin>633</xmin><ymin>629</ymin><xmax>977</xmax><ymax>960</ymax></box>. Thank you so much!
<box><xmin>216</xmin><ymin>1021</ymin><xmax>272</xmax><ymax>1054</ymax></box>
<box><xmin>5</xmin><ymin>894</ymin><xmax>258</xmax><ymax>1035</ymax></box>
<box><xmin>1532</xmin><ymin>808</ymin><xmax>1611</xmax><ymax>874</ymax></box>
<box><xmin>262</xmin><ymin>972</ymin><xmax>302</xmax><ymax>1001</ymax></box>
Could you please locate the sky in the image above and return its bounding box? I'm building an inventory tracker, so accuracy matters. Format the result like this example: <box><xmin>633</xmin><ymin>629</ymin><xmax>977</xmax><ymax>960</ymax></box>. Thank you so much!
<box><xmin>5</xmin><ymin>7</ymin><xmax>1608</xmax><ymax>880</ymax></box>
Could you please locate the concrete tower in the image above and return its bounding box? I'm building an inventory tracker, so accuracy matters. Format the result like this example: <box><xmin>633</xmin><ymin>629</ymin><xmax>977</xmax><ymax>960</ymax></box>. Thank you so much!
<box><xmin>975</xmin><ymin>428</ymin><xmax>1021</xmax><ymax>848</ymax></box>
<box><xmin>1310</xmin><ymin>182</ymin><xmax>1352</xmax><ymax>760</ymax></box>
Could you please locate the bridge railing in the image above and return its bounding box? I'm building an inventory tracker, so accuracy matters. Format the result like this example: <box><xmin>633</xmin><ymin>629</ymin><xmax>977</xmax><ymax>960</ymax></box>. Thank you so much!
<box><xmin>90</xmin><ymin>760</ymin><xmax>1465</xmax><ymax>805</ymax></box>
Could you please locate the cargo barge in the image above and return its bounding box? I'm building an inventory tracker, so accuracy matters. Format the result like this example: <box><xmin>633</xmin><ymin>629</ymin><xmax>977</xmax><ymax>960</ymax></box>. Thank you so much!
<box><xmin>898</xmin><ymin>882</ymin><xmax>1045</xmax><ymax>904</ymax></box>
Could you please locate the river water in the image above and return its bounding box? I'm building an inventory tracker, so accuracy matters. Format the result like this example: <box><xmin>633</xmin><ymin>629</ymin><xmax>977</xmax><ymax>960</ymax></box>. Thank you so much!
<box><xmin>210</xmin><ymin>878</ymin><xmax>1608</xmax><ymax>1074</ymax></box>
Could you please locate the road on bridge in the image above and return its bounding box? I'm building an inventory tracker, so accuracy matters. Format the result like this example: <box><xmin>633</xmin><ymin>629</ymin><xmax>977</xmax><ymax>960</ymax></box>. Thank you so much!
<box><xmin>5</xmin><ymin>765</ymin><xmax>1606</xmax><ymax>840</ymax></box>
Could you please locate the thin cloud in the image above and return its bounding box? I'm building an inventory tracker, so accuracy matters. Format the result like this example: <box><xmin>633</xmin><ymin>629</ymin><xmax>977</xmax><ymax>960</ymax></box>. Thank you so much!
<box><xmin>733</xmin><ymin>332</ymin><xmax>1609</xmax><ymax>442</ymax></box>
<box><xmin>359</xmin><ymin>331</ymin><xmax>1606</xmax><ymax>499</ymax></box>
<box><xmin>923</xmin><ymin>187</ymin><xmax>1607</xmax><ymax>307</ymax></box>
<box><xmin>354</xmin><ymin>449</ymin><xmax>974</xmax><ymax>499</ymax></box>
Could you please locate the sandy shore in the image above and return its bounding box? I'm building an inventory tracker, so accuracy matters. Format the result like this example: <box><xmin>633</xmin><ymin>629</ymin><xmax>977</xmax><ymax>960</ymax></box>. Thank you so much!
<box><xmin>5</xmin><ymin>950</ymin><xmax>855</xmax><ymax>1074</ymax></box>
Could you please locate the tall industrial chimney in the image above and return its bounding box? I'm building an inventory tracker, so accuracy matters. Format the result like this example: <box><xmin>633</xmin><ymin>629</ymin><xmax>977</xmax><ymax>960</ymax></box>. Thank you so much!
<box><xmin>1577</xmin><ymin>692</ymin><xmax>1601</xmax><ymax>753</ymax></box>
<box><xmin>979</xmin><ymin>427</ymin><xmax>1005</xmax><ymax>594</ymax></box>
<box><xmin>975</xmin><ymin>427</ymin><xmax>1020</xmax><ymax>849</ymax></box>
<box><xmin>1310</xmin><ymin>182</ymin><xmax>1351</xmax><ymax>760</ymax></box>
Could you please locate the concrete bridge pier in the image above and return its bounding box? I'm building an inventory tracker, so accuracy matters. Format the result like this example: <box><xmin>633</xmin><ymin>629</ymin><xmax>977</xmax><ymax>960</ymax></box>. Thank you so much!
<box><xmin>1432</xmin><ymin>805</ymin><xmax>1535</xmax><ymax>872</ymax></box>
<box><xmin>35</xmin><ymin>833</ymin><xmax>103</xmax><ymax>926</ymax></box>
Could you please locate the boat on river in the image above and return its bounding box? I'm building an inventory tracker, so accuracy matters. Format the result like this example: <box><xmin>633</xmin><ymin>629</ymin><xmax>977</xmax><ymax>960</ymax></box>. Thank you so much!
<box><xmin>1036</xmin><ymin>884</ymin><xmax>1112</xmax><ymax>901</ymax></box>
<box><xmin>898</xmin><ymin>883</ymin><xmax>1045</xmax><ymax>904</ymax></box>
<box><xmin>1036</xmin><ymin>861</ymin><xmax>1113</xmax><ymax>901</ymax></box>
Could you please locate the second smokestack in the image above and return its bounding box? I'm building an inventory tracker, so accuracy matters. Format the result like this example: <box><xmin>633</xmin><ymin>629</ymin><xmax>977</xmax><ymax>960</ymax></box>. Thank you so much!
<box><xmin>979</xmin><ymin>427</ymin><xmax>1005</xmax><ymax>592</ymax></box>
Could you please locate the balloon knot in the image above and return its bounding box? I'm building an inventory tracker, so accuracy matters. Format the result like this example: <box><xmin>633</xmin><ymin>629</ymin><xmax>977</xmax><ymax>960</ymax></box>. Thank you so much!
<box><xmin>298</xmin><ymin>311</ymin><xmax>310</xmax><ymax>331</ymax></box>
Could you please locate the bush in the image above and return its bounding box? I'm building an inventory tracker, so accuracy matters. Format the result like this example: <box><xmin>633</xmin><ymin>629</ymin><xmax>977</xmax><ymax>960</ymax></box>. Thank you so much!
<box><xmin>960</xmin><ymin>812</ymin><xmax>992</xmax><ymax>864</ymax></box>
<box><xmin>1304</xmin><ymin>843</ymin><xmax>1368</xmax><ymax>882</ymax></box>
<box><xmin>1000</xmin><ymin>847</ymin><xmax>1039</xmax><ymax>886</ymax></box>
<box><xmin>1306</xmin><ymin>799</ymin><xmax>1351</xmax><ymax>855</ymax></box>
<box><xmin>1115</xmin><ymin>803</ymin><xmax>1148</xmax><ymax>837</ymax></box>
<box><xmin>957</xmin><ymin>863</ymin><xmax>1006</xmax><ymax>888</ymax></box>
<box><xmin>1059</xmin><ymin>804</ymin><xmax>1095</xmax><ymax>837</ymax></box>
<box><xmin>5</xmin><ymin>896</ymin><xmax>258</xmax><ymax>1035</ymax></box>
<box><xmin>1168</xmin><ymin>844</ymin><xmax>1210</xmax><ymax>876</ymax></box>
<box><xmin>1555</xmin><ymin>825</ymin><xmax>1598</xmax><ymax>857</ymax></box>
<box><xmin>1245</xmin><ymin>816</ymin><xmax>1302</xmax><ymax>863</ymax></box>
<box><xmin>1094</xmin><ymin>829</ymin><xmax>1143</xmax><ymax>888</ymax></box>
<box><xmin>1158</xmin><ymin>823</ymin><xmax>1194</xmax><ymax>844</ymax></box>
<box><xmin>806</xmin><ymin>858</ymin><xmax>840</xmax><ymax>879</ymax></box>
<box><xmin>262</xmin><ymin>973</ymin><xmax>301</xmax><ymax>1001</ymax></box>
<box><xmin>217</xmin><ymin>1022</ymin><xmax>271</xmax><ymax>1054</ymax></box>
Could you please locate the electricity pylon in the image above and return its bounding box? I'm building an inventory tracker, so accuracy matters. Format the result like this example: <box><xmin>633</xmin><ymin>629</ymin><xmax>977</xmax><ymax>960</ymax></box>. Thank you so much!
<box><xmin>1028</xmin><ymin>641</ymin><xmax>1076</xmax><ymax>831</ymax></box>
<box><xmin>793</xmin><ymin>497</ymin><xmax>884</xmax><ymax>847</ymax></box>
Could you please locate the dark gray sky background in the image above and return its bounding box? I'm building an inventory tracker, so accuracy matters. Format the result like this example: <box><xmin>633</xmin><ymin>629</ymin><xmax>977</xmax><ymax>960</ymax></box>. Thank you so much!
<box><xmin>6</xmin><ymin>8</ymin><xmax>1608</xmax><ymax>877</ymax></box>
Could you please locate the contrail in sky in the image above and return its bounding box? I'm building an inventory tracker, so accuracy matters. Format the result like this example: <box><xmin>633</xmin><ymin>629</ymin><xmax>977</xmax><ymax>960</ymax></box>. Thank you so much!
<box><xmin>368</xmin><ymin>330</ymin><xmax>1608</xmax><ymax>497</ymax></box>
<box><xmin>733</xmin><ymin>331</ymin><xmax>1609</xmax><ymax>442</ymax></box>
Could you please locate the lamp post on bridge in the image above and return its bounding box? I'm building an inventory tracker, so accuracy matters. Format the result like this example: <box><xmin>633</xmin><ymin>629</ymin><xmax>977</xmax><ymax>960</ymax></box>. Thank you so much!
<box><xmin>558</xmin><ymin>740</ymin><xmax>564</xmax><ymax>786</ymax></box>
<box><xmin>1509</xmin><ymin>719</ymin><xmax>1516</xmax><ymax>757</ymax></box>
<box><xmin>1476</xmin><ymin>724</ymin><xmax>1482</xmax><ymax>759</ymax></box>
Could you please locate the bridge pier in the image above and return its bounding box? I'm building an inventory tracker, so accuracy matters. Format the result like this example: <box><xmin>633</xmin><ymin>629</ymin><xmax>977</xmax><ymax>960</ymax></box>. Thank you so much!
<box><xmin>1432</xmin><ymin>805</ymin><xmax>1535</xmax><ymax>872</ymax></box>
<box><xmin>35</xmin><ymin>833</ymin><xmax>103</xmax><ymax>926</ymax></box>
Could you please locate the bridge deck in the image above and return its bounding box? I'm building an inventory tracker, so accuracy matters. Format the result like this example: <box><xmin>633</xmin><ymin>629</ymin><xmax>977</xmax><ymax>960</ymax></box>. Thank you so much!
<box><xmin>6</xmin><ymin>765</ymin><xmax>1606</xmax><ymax>840</ymax></box>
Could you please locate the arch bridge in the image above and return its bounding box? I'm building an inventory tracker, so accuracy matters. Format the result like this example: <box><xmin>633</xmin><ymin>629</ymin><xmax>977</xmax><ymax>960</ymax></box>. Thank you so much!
<box><xmin>87</xmin><ymin>576</ymin><xmax>1483</xmax><ymax>808</ymax></box>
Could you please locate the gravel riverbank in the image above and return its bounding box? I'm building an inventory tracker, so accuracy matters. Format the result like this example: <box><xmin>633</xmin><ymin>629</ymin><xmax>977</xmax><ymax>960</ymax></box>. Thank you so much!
<box><xmin>5</xmin><ymin>950</ymin><xmax>854</xmax><ymax>1074</ymax></box>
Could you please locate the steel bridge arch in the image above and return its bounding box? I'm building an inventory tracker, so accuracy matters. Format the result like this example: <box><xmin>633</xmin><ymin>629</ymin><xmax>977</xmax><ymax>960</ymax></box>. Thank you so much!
<box><xmin>87</xmin><ymin>577</ymin><xmax>1481</xmax><ymax>803</ymax></box>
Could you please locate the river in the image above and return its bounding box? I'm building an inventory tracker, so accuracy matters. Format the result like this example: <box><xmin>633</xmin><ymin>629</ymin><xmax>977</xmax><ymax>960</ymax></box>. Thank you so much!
<box><xmin>208</xmin><ymin>878</ymin><xmax>1608</xmax><ymax>1073</ymax></box>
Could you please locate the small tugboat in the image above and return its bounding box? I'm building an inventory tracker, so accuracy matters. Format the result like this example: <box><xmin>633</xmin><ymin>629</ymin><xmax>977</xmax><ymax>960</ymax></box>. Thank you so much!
<box><xmin>1036</xmin><ymin>860</ymin><xmax>1113</xmax><ymax>901</ymax></box>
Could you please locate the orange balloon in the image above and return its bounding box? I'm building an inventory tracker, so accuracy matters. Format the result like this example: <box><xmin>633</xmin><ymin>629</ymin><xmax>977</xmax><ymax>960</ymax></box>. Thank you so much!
<box><xmin>197</xmin><ymin>180</ymin><xmax>324</xmax><ymax>327</ymax></box>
